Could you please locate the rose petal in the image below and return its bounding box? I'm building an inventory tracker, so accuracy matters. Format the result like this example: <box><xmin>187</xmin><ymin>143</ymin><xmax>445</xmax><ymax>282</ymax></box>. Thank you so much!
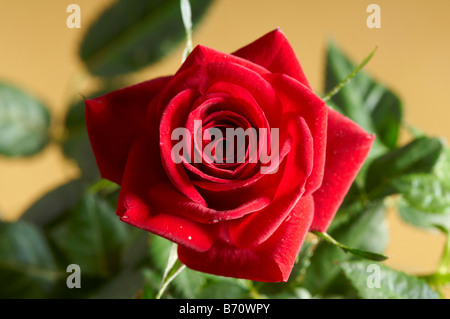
<box><xmin>177</xmin><ymin>44</ymin><xmax>270</xmax><ymax>77</ymax></box>
<box><xmin>185</xmin><ymin>128</ymin><xmax>293</xmax><ymax>212</ymax></box>
<box><xmin>265</xmin><ymin>73</ymin><xmax>328</xmax><ymax>195</ymax></box>
<box><xmin>310</xmin><ymin>108</ymin><xmax>375</xmax><ymax>232</ymax></box>
<box><xmin>204</xmin><ymin>82</ymin><xmax>270</xmax><ymax>130</ymax></box>
<box><xmin>177</xmin><ymin>195</ymin><xmax>314</xmax><ymax>282</ymax></box>
<box><xmin>205</xmin><ymin>62</ymin><xmax>282</xmax><ymax>125</ymax></box>
<box><xmin>85</xmin><ymin>76</ymin><xmax>171</xmax><ymax>184</ymax></box>
<box><xmin>119</xmin><ymin>193</ymin><xmax>216</xmax><ymax>252</ymax></box>
<box><xmin>117</xmin><ymin>133</ymin><xmax>216</xmax><ymax>252</ymax></box>
<box><xmin>190</xmin><ymin>139</ymin><xmax>290</xmax><ymax>192</ymax></box>
<box><xmin>183</xmin><ymin>89</ymin><xmax>270</xmax><ymax>181</ymax></box>
<box><xmin>184</xmin><ymin>100</ymin><xmax>257</xmax><ymax>179</ymax></box>
<box><xmin>228</xmin><ymin>116</ymin><xmax>314</xmax><ymax>247</ymax></box>
<box><xmin>159</xmin><ymin>88</ymin><xmax>207</xmax><ymax>206</ymax></box>
<box><xmin>146</xmin><ymin>182</ymin><xmax>273</xmax><ymax>223</ymax></box>
<box><xmin>232</xmin><ymin>29</ymin><xmax>311</xmax><ymax>89</ymax></box>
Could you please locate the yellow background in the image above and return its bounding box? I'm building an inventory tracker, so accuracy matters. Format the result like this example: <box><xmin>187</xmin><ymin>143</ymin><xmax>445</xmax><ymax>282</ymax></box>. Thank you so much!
<box><xmin>0</xmin><ymin>0</ymin><xmax>449</xmax><ymax>296</ymax></box>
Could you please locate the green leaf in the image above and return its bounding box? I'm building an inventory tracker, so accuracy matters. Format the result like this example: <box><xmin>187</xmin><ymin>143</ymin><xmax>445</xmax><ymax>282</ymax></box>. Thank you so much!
<box><xmin>341</xmin><ymin>260</ymin><xmax>439</xmax><ymax>299</ymax></box>
<box><xmin>171</xmin><ymin>267</ymin><xmax>206</xmax><ymax>298</ymax></box>
<box><xmin>120</xmin><ymin>228</ymin><xmax>151</xmax><ymax>269</ymax></box>
<box><xmin>62</xmin><ymin>95</ymin><xmax>101</xmax><ymax>182</ymax></box>
<box><xmin>365</xmin><ymin>137</ymin><xmax>445</xmax><ymax>199</ymax></box>
<box><xmin>313</xmin><ymin>231</ymin><xmax>388</xmax><ymax>262</ymax></box>
<box><xmin>141</xmin><ymin>268</ymin><xmax>161</xmax><ymax>299</ymax></box>
<box><xmin>435</xmin><ymin>148</ymin><xmax>450</xmax><ymax>186</ymax></box>
<box><xmin>196</xmin><ymin>279</ymin><xmax>248</xmax><ymax>299</ymax></box>
<box><xmin>50</xmin><ymin>194</ymin><xmax>129</xmax><ymax>278</ymax></box>
<box><xmin>0</xmin><ymin>221</ymin><xmax>63</xmax><ymax>298</ymax></box>
<box><xmin>303</xmin><ymin>202</ymin><xmax>388</xmax><ymax>295</ymax></box>
<box><xmin>20</xmin><ymin>179</ymin><xmax>84</xmax><ymax>227</ymax></box>
<box><xmin>325</xmin><ymin>42</ymin><xmax>374</xmax><ymax>132</ymax></box>
<box><xmin>398</xmin><ymin>199</ymin><xmax>450</xmax><ymax>231</ymax></box>
<box><xmin>86</xmin><ymin>228</ymin><xmax>150</xmax><ymax>298</ymax></box>
<box><xmin>0</xmin><ymin>83</ymin><xmax>51</xmax><ymax>156</ymax></box>
<box><xmin>423</xmin><ymin>273</ymin><xmax>450</xmax><ymax>288</ymax></box>
<box><xmin>325</xmin><ymin>43</ymin><xmax>402</xmax><ymax>153</ymax></box>
<box><xmin>101</xmin><ymin>230</ymin><xmax>154</xmax><ymax>299</ymax></box>
<box><xmin>89</xmin><ymin>267</ymin><xmax>144</xmax><ymax>299</ymax></box>
<box><xmin>149</xmin><ymin>234</ymin><xmax>173</xmax><ymax>272</ymax></box>
<box><xmin>62</xmin><ymin>127</ymin><xmax>98</xmax><ymax>182</ymax></box>
<box><xmin>80</xmin><ymin>0</ymin><xmax>214</xmax><ymax>77</ymax></box>
<box><xmin>323</xmin><ymin>45</ymin><xmax>377</xmax><ymax>103</ymax></box>
<box><xmin>367</xmin><ymin>84</ymin><xmax>403</xmax><ymax>150</ymax></box>
<box><xmin>393</xmin><ymin>174</ymin><xmax>450</xmax><ymax>214</ymax></box>
<box><xmin>269</xmin><ymin>287</ymin><xmax>312</xmax><ymax>299</ymax></box>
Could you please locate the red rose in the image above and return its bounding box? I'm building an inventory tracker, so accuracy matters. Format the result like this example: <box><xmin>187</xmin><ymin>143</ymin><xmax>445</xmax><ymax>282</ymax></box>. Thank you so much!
<box><xmin>85</xmin><ymin>29</ymin><xmax>374</xmax><ymax>282</ymax></box>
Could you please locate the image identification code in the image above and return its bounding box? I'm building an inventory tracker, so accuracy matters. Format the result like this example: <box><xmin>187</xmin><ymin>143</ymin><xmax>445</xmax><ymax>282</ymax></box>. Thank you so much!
<box><xmin>179</xmin><ymin>303</ymin><xmax>270</xmax><ymax>316</ymax></box>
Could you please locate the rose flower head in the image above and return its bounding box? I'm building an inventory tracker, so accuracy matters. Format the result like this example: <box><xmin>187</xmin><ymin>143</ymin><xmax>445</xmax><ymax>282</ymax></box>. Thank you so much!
<box><xmin>85</xmin><ymin>29</ymin><xmax>374</xmax><ymax>282</ymax></box>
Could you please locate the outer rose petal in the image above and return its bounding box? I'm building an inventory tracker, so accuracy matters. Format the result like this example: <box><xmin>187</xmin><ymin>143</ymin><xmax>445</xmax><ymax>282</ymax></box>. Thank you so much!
<box><xmin>228</xmin><ymin>116</ymin><xmax>314</xmax><ymax>248</ymax></box>
<box><xmin>178</xmin><ymin>195</ymin><xmax>314</xmax><ymax>282</ymax></box>
<box><xmin>85</xmin><ymin>76</ymin><xmax>171</xmax><ymax>184</ymax></box>
<box><xmin>120</xmin><ymin>192</ymin><xmax>216</xmax><ymax>252</ymax></box>
<box><xmin>159</xmin><ymin>88</ymin><xmax>207</xmax><ymax>206</ymax></box>
<box><xmin>117</xmin><ymin>134</ymin><xmax>216</xmax><ymax>252</ymax></box>
<box><xmin>265</xmin><ymin>73</ymin><xmax>328</xmax><ymax>195</ymax></box>
<box><xmin>232</xmin><ymin>29</ymin><xmax>312</xmax><ymax>89</ymax></box>
<box><xmin>310</xmin><ymin>109</ymin><xmax>375</xmax><ymax>232</ymax></box>
<box><xmin>177</xmin><ymin>45</ymin><xmax>270</xmax><ymax>77</ymax></box>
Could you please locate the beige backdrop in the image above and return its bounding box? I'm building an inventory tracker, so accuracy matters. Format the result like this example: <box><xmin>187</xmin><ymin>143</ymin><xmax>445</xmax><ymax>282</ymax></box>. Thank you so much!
<box><xmin>0</xmin><ymin>0</ymin><xmax>449</xmax><ymax>296</ymax></box>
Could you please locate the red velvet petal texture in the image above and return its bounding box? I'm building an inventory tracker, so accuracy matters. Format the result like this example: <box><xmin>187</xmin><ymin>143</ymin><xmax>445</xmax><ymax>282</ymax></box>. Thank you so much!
<box><xmin>232</xmin><ymin>29</ymin><xmax>311</xmax><ymax>89</ymax></box>
<box><xmin>159</xmin><ymin>89</ymin><xmax>207</xmax><ymax>206</ymax></box>
<box><xmin>227</xmin><ymin>116</ymin><xmax>314</xmax><ymax>248</ymax></box>
<box><xmin>85</xmin><ymin>76</ymin><xmax>171</xmax><ymax>184</ymax></box>
<box><xmin>177</xmin><ymin>195</ymin><xmax>314</xmax><ymax>282</ymax></box>
<box><xmin>310</xmin><ymin>109</ymin><xmax>375</xmax><ymax>232</ymax></box>
<box><xmin>118</xmin><ymin>129</ymin><xmax>271</xmax><ymax>228</ymax></box>
<box><xmin>177</xmin><ymin>45</ymin><xmax>270</xmax><ymax>77</ymax></box>
<box><xmin>117</xmin><ymin>134</ymin><xmax>217</xmax><ymax>252</ymax></box>
<box><xmin>265</xmin><ymin>73</ymin><xmax>328</xmax><ymax>195</ymax></box>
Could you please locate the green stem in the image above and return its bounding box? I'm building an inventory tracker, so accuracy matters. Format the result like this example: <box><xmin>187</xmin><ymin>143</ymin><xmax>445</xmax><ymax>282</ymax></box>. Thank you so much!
<box><xmin>313</xmin><ymin>231</ymin><xmax>345</xmax><ymax>248</ymax></box>
<box><xmin>155</xmin><ymin>244</ymin><xmax>186</xmax><ymax>299</ymax></box>
<box><xmin>313</xmin><ymin>231</ymin><xmax>388</xmax><ymax>261</ymax></box>
<box><xmin>322</xmin><ymin>45</ymin><xmax>378</xmax><ymax>102</ymax></box>
<box><xmin>180</xmin><ymin>0</ymin><xmax>193</xmax><ymax>62</ymax></box>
